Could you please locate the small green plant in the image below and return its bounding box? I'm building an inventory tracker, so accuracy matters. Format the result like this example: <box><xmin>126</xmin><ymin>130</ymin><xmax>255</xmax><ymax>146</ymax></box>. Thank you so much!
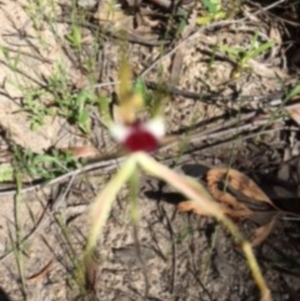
<box><xmin>23</xmin><ymin>88</ymin><xmax>52</xmax><ymax>129</ymax></box>
<box><xmin>0</xmin><ymin>163</ymin><xmax>14</xmax><ymax>182</ymax></box>
<box><xmin>23</xmin><ymin>0</ymin><xmax>45</xmax><ymax>30</ymax></box>
<box><xmin>65</xmin><ymin>5</ymin><xmax>84</xmax><ymax>51</ymax></box>
<box><xmin>22</xmin><ymin>87</ymin><xmax>96</xmax><ymax>133</ymax></box>
<box><xmin>197</xmin><ymin>0</ymin><xmax>227</xmax><ymax>25</ymax></box>
<box><xmin>12</xmin><ymin>146</ymin><xmax>81</xmax><ymax>180</ymax></box>
<box><xmin>55</xmin><ymin>89</ymin><xmax>97</xmax><ymax>134</ymax></box>
<box><xmin>21</xmin><ymin>60</ymin><xmax>100</xmax><ymax>134</ymax></box>
<box><xmin>174</xmin><ymin>9</ymin><xmax>189</xmax><ymax>36</ymax></box>
<box><xmin>219</xmin><ymin>32</ymin><xmax>275</xmax><ymax>78</ymax></box>
<box><xmin>66</xmin><ymin>26</ymin><xmax>83</xmax><ymax>50</ymax></box>
<box><xmin>0</xmin><ymin>45</ymin><xmax>21</xmax><ymax>72</ymax></box>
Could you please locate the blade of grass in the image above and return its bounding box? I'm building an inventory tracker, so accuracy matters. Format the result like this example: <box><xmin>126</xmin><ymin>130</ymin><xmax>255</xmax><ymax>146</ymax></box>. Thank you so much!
<box><xmin>13</xmin><ymin>171</ymin><xmax>26</xmax><ymax>299</ymax></box>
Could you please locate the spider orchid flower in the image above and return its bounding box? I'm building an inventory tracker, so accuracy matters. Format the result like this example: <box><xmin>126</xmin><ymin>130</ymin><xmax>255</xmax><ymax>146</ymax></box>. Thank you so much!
<box><xmin>85</xmin><ymin>58</ymin><xmax>271</xmax><ymax>301</ymax></box>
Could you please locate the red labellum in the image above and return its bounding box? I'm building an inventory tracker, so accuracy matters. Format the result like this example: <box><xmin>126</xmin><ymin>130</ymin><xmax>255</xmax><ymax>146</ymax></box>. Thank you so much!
<box><xmin>124</xmin><ymin>123</ymin><xmax>159</xmax><ymax>152</ymax></box>
<box><xmin>109</xmin><ymin>118</ymin><xmax>165</xmax><ymax>153</ymax></box>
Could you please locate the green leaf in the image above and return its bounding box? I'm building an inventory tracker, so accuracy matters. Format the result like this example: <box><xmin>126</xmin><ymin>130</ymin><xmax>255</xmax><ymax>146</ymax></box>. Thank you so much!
<box><xmin>285</xmin><ymin>84</ymin><xmax>300</xmax><ymax>100</ymax></box>
<box><xmin>98</xmin><ymin>96</ymin><xmax>113</xmax><ymax>127</ymax></box>
<box><xmin>0</xmin><ymin>164</ymin><xmax>14</xmax><ymax>182</ymax></box>
<box><xmin>78</xmin><ymin>110</ymin><xmax>90</xmax><ymax>133</ymax></box>
<box><xmin>134</xmin><ymin>78</ymin><xmax>152</xmax><ymax>106</ymax></box>
<box><xmin>197</xmin><ymin>16</ymin><xmax>212</xmax><ymax>25</ymax></box>
<box><xmin>219</xmin><ymin>45</ymin><xmax>240</xmax><ymax>59</ymax></box>
<box><xmin>214</xmin><ymin>11</ymin><xmax>227</xmax><ymax>20</ymax></box>
<box><xmin>134</xmin><ymin>78</ymin><xmax>147</xmax><ymax>98</ymax></box>
<box><xmin>246</xmin><ymin>41</ymin><xmax>275</xmax><ymax>61</ymax></box>
<box><xmin>202</xmin><ymin>0</ymin><xmax>216</xmax><ymax>13</ymax></box>
<box><xmin>178</xmin><ymin>18</ymin><xmax>187</xmax><ymax>34</ymax></box>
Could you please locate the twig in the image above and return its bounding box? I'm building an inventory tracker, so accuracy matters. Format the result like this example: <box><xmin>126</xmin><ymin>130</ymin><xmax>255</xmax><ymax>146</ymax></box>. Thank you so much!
<box><xmin>247</xmin><ymin>0</ymin><xmax>286</xmax><ymax>14</ymax></box>
<box><xmin>146</xmin><ymin>80</ymin><xmax>286</xmax><ymax>103</ymax></box>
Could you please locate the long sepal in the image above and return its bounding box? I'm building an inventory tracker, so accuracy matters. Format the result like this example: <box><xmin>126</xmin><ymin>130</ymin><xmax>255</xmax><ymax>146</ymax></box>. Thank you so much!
<box><xmin>84</xmin><ymin>156</ymin><xmax>137</xmax><ymax>258</ymax></box>
<box><xmin>136</xmin><ymin>152</ymin><xmax>272</xmax><ymax>301</ymax></box>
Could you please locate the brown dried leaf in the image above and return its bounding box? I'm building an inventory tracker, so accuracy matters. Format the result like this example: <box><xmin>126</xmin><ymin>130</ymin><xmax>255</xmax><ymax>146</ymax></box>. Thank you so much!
<box><xmin>178</xmin><ymin>199</ymin><xmax>251</xmax><ymax>219</ymax></box>
<box><xmin>94</xmin><ymin>6</ymin><xmax>132</xmax><ymax>29</ymax></box>
<box><xmin>178</xmin><ymin>168</ymin><xmax>281</xmax><ymax>245</ymax></box>
<box><xmin>170</xmin><ymin>50</ymin><xmax>184</xmax><ymax>86</ymax></box>
<box><xmin>206</xmin><ymin>168</ymin><xmax>281</xmax><ymax>245</ymax></box>
<box><xmin>207</xmin><ymin>168</ymin><xmax>274</xmax><ymax>207</ymax></box>
<box><xmin>135</xmin><ymin>11</ymin><xmax>160</xmax><ymax>29</ymax></box>
<box><xmin>59</xmin><ymin>146</ymin><xmax>100</xmax><ymax>159</ymax></box>
<box><xmin>251</xmin><ymin>214</ymin><xmax>279</xmax><ymax>247</ymax></box>
<box><xmin>269</xmin><ymin>26</ymin><xmax>282</xmax><ymax>46</ymax></box>
<box><xmin>249</xmin><ymin>59</ymin><xmax>287</xmax><ymax>79</ymax></box>
<box><xmin>287</xmin><ymin>106</ymin><xmax>300</xmax><ymax>125</ymax></box>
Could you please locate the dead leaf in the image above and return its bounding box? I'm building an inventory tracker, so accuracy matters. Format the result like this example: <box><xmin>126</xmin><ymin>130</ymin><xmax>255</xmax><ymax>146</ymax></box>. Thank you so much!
<box><xmin>135</xmin><ymin>11</ymin><xmax>160</xmax><ymax>29</ymax></box>
<box><xmin>206</xmin><ymin>168</ymin><xmax>285</xmax><ymax>245</ymax></box>
<box><xmin>178</xmin><ymin>199</ymin><xmax>251</xmax><ymax>219</ymax></box>
<box><xmin>170</xmin><ymin>51</ymin><xmax>184</xmax><ymax>86</ymax></box>
<box><xmin>251</xmin><ymin>214</ymin><xmax>279</xmax><ymax>247</ymax></box>
<box><xmin>94</xmin><ymin>4</ymin><xmax>132</xmax><ymax>30</ymax></box>
<box><xmin>269</xmin><ymin>25</ymin><xmax>282</xmax><ymax>46</ymax></box>
<box><xmin>59</xmin><ymin>146</ymin><xmax>100</xmax><ymax>159</ymax></box>
<box><xmin>207</xmin><ymin>168</ymin><xmax>274</xmax><ymax>206</ymax></box>
<box><xmin>177</xmin><ymin>168</ymin><xmax>284</xmax><ymax>245</ymax></box>
<box><xmin>287</xmin><ymin>105</ymin><xmax>300</xmax><ymax>125</ymax></box>
<box><xmin>249</xmin><ymin>59</ymin><xmax>287</xmax><ymax>79</ymax></box>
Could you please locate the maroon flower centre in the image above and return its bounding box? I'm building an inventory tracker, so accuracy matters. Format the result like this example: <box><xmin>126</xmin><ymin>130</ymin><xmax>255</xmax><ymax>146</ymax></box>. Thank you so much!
<box><xmin>124</xmin><ymin>123</ymin><xmax>159</xmax><ymax>152</ymax></box>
